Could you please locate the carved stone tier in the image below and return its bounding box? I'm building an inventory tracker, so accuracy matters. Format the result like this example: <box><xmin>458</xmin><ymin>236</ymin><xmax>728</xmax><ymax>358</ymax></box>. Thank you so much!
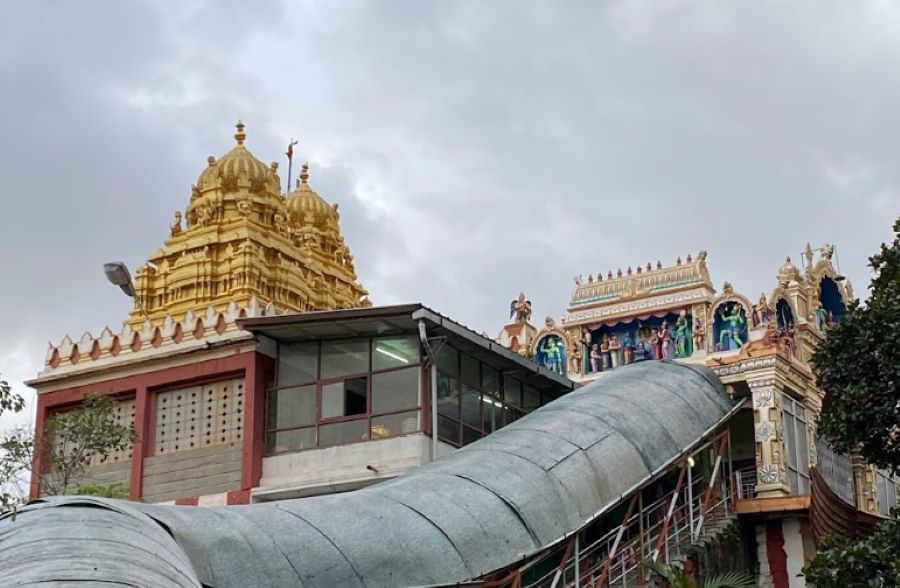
<box><xmin>128</xmin><ymin>123</ymin><xmax>370</xmax><ymax>329</ymax></box>
<box><xmin>564</xmin><ymin>252</ymin><xmax>714</xmax><ymax>328</ymax></box>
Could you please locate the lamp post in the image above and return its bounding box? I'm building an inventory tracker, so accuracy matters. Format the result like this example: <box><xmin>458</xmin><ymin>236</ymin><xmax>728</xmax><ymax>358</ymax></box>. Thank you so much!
<box><xmin>103</xmin><ymin>261</ymin><xmax>150</xmax><ymax>322</ymax></box>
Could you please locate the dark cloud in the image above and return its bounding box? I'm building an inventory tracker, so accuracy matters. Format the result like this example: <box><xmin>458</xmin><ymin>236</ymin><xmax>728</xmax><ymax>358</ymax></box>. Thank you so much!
<box><xmin>2</xmin><ymin>1</ymin><xmax>899</xmax><ymax>428</ymax></box>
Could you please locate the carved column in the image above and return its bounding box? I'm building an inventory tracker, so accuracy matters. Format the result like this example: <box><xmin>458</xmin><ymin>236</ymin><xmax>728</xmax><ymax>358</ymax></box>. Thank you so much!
<box><xmin>749</xmin><ymin>378</ymin><xmax>791</xmax><ymax>497</ymax></box>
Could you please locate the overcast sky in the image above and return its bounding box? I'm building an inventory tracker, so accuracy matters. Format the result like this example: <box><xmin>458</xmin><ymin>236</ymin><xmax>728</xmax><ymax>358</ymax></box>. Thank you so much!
<box><xmin>2</xmin><ymin>1</ymin><xmax>899</xmax><ymax>430</ymax></box>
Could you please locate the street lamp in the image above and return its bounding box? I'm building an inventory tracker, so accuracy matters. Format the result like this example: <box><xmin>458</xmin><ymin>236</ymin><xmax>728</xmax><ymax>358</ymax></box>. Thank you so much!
<box><xmin>103</xmin><ymin>261</ymin><xmax>150</xmax><ymax>321</ymax></box>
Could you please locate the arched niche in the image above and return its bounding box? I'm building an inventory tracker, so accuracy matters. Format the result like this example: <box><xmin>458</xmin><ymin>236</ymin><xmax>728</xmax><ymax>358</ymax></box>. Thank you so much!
<box><xmin>712</xmin><ymin>300</ymin><xmax>749</xmax><ymax>352</ymax></box>
<box><xmin>775</xmin><ymin>298</ymin><xmax>795</xmax><ymax>331</ymax></box>
<box><xmin>819</xmin><ymin>276</ymin><xmax>847</xmax><ymax>325</ymax></box>
<box><xmin>532</xmin><ymin>332</ymin><xmax>568</xmax><ymax>376</ymax></box>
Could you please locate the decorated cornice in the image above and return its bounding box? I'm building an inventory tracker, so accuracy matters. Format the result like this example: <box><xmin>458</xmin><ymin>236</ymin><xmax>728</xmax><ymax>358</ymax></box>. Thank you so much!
<box><xmin>33</xmin><ymin>295</ymin><xmax>278</xmax><ymax>384</ymax></box>
<box><xmin>563</xmin><ymin>287</ymin><xmax>712</xmax><ymax>327</ymax></box>
<box><xmin>569</xmin><ymin>251</ymin><xmax>713</xmax><ymax>309</ymax></box>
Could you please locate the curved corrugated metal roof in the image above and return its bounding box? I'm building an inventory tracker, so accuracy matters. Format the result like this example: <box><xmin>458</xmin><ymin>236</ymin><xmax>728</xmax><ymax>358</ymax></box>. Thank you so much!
<box><xmin>0</xmin><ymin>361</ymin><xmax>734</xmax><ymax>587</ymax></box>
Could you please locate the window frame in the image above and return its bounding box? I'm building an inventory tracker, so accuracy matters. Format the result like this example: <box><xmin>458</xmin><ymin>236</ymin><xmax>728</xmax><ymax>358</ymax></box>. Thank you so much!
<box><xmin>265</xmin><ymin>337</ymin><xmax>424</xmax><ymax>455</ymax></box>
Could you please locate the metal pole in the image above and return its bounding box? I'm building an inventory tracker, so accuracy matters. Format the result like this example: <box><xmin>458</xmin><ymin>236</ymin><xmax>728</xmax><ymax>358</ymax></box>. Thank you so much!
<box><xmin>574</xmin><ymin>532</ymin><xmax>581</xmax><ymax>588</ymax></box>
<box><xmin>687</xmin><ymin>457</ymin><xmax>695</xmax><ymax>538</ymax></box>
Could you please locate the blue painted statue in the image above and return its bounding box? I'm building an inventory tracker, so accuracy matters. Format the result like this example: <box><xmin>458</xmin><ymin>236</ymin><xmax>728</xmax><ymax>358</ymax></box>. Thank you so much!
<box><xmin>717</xmin><ymin>303</ymin><xmax>746</xmax><ymax>351</ymax></box>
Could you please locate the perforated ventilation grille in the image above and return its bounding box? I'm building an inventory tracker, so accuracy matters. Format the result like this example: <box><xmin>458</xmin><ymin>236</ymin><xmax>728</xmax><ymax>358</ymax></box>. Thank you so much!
<box><xmin>154</xmin><ymin>378</ymin><xmax>244</xmax><ymax>455</ymax></box>
<box><xmin>92</xmin><ymin>397</ymin><xmax>136</xmax><ymax>466</ymax></box>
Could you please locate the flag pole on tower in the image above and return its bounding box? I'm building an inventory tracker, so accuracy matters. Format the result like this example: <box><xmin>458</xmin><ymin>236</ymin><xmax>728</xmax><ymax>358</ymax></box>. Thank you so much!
<box><xmin>285</xmin><ymin>138</ymin><xmax>298</xmax><ymax>194</ymax></box>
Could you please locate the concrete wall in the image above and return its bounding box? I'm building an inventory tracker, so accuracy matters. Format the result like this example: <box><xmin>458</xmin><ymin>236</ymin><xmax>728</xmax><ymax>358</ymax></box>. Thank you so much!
<box><xmin>142</xmin><ymin>443</ymin><xmax>242</xmax><ymax>503</ymax></box>
<box><xmin>256</xmin><ymin>433</ymin><xmax>455</xmax><ymax>500</ymax></box>
<box><xmin>52</xmin><ymin>461</ymin><xmax>131</xmax><ymax>494</ymax></box>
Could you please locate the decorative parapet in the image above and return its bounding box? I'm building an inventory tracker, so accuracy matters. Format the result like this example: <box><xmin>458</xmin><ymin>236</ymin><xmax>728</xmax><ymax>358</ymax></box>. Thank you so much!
<box><xmin>569</xmin><ymin>251</ymin><xmax>713</xmax><ymax>309</ymax></box>
<box><xmin>38</xmin><ymin>296</ymin><xmax>281</xmax><ymax>380</ymax></box>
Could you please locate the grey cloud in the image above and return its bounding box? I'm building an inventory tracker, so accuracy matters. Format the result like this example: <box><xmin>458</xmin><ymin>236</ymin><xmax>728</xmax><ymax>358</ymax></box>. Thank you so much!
<box><xmin>2</xmin><ymin>1</ymin><xmax>899</xmax><ymax>424</ymax></box>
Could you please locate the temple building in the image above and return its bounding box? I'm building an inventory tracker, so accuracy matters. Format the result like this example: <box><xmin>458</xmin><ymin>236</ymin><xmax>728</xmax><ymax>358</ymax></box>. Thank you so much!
<box><xmin>128</xmin><ymin>121</ymin><xmax>369</xmax><ymax>330</ymax></box>
<box><xmin>26</xmin><ymin>123</ymin><xmax>573</xmax><ymax>505</ymax></box>
<box><xmin>13</xmin><ymin>122</ymin><xmax>897</xmax><ymax>587</ymax></box>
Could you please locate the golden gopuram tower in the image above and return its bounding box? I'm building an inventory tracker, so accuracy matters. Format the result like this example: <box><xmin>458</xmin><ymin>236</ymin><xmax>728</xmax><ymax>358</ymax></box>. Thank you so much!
<box><xmin>128</xmin><ymin>121</ymin><xmax>370</xmax><ymax>328</ymax></box>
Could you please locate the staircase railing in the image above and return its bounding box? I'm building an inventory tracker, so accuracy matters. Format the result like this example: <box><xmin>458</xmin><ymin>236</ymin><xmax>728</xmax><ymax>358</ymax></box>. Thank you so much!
<box><xmin>518</xmin><ymin>433</ymin><xmax>734</xmax><ymax>588</ymax></box>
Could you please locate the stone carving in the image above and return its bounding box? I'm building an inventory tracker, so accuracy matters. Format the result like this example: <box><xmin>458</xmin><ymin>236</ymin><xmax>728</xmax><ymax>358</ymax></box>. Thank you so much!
<box><xmin>758</xmin><ymin>464</ymin><xmax>779</xmax><ymax>484</ymax></box>
<box><xmin>753</xmin><ymin>388</ymin><xmax>775</xmax><ymax>409</ymax></box>
<box><xmin>756</xmin><ymin>421</ymin><xmax>775</xmax><ymax>441</ymax></box>
<box><xmin>169</xmin><ymin>211</ymin><xmax>182</xmax><ymax>237</ymax></box>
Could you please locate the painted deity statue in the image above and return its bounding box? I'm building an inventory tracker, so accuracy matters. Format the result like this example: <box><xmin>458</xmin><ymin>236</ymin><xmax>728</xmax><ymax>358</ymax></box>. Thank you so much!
<box><xmin>570</xmin><ymin>343</ymin><xmax>583</xmax><ymax>374</ymax></box>
<box><xmin>609</xmin><ymin>334</ymin><xmax>621</xmax><ymax>368</ymax></box>
<box><xmin>659</xmin><ymin>321</ymin><xmax>674</xmax><ymax>360</ymax></box>
<box><xmin>509</xmin><ymin>293</ymin><xmax>533</xmax><ymax>324</ymax></box>
<box><xmin>753</xmin><ymin>293</ymin><xmax>773</xmax><ymax>327</ymax></box>
<box><xmin>674</xmin><ymin>310</ymin><xmax>692</xmax><ymax>357</ymax></box>
<box><xmin>600</xmin><ymin>335</ymin><xmax>611</xmax><ymax>370</ymax></box>
<box><xmin>814</xmin><ymin>301</ymin><xmax>828</xmax><ymax>331</ymax></box>
<box><xmin>622</xmin><ymin>331</ymin><xmax>634</xmax><ymax>365</ymax></box>
<box><xmin>692</xmin><ymin>322</ymin><xmax>705</xmax><ymax>354</ymax></box>
<box><xmin>542</xmin><ymin>338</ymin><xmax>563</xmax><ymax>374</ymax></box>
<box><xmin>717</xmin><ymin>303</ymin><xmax>747</xmax><ymax>351</ymax></box>
<box><xmin>590</xmin><ymin>344</ymin><xmax>602</xmax><ymax>372</ymax></box>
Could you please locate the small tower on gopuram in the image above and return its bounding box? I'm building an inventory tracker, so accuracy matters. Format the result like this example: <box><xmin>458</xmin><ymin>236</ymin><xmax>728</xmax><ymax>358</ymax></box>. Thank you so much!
<box><xmin>497</xmin><ymin>292</ymin><xmax>538</xmax><ymax>356</ymax></box>
<box><xmin>128</xmin><ymin>121</ymin><xmax>370</xmax><ymax>328</ymax></box>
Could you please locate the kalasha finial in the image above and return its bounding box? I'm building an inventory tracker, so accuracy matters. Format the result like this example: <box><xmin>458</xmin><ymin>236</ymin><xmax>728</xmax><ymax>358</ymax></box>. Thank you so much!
<box><xmin>636</xmin><ymin>265</ymin><xmax>642</xmax><ymax>274</ymax></box>
<box><xmin>597</xmin><ymin>273</ymin><xmax>603</xmax><ymax>282</ymax></box>
<box><xmin>676</xmin><ymin>256</ymin><xmax>682</xmax><ymax>266</ymax></box>
<box><xmin>617</xmin><ymin>268</ymin><xmax>622</xmax><ymax>278</ymax></box>
<box><xmin>646</xmin><ymin>262</ymin><xmax>652</xmax><ymax>272</ymax></box>
<box><xmin>686</xmin><ymin>253</ymin><xmax>692</xmax><ymax>263</ymax></box>
<box><xmin>656</xmin><ymin>260</ymin><xmax>662</xmax><ymax>269</ymax></box>
<box><xmin>234</xmin><ymin>120</ymin><xmax>246</xmax><ymax>145</ymax></box>
<box><xmin>300</xmin><ymin>162</ymin><xmax>310</xmax><ymax>184</ymax></box>
<box><xmin>607</xmin><ymin>271</ymin><xmax>613</xmax><ymax>279</ymax></box>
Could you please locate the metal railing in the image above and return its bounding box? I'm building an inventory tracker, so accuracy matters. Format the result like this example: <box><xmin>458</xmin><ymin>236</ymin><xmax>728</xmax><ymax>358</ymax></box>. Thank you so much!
<box><xmin>734</xmin><ymin>466</ymin><xmax>757</xmax><ymax>500</ymax></box>
<box><xmin>515</xmin><ymin>435</ymin><xmax>734</xmax><ymax>588</ymax></box>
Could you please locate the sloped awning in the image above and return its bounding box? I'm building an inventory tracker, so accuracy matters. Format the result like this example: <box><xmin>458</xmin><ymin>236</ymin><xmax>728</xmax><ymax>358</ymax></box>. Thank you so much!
<box><xmin>0</xmin><ymin>361</ymin><xmax>736</xmax><ymax>587</ymax></box>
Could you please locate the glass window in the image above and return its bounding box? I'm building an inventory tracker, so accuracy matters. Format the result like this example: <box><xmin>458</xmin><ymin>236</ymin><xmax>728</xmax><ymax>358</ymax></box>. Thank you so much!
<box><xmin>482</xmin><ymin>365</ymin><xmax>500</xmax><ymax>397</ymax></box>
<box><xmin>278</xmin><ymin>343</ymin><xmax>318</xmax><ymax>386</ymax></box>
<box><xmin>482</xmin><ymin>394</ymin><xmax>503</xmax><ymax>433</ymax></box>
<box><xmin>372</xmin><ymin>410</ymin><xmax>420</xmax><ymax>438</ymax></box>
<box><xmin>462</xmin><ymin>426</ymin><xmax>482</xmax><ymax>446</ymax></box>
<box><xmin>321</xmin><ymin>339</ymin><xmax>369</xmax><ymax>379</ymax></box>
<box><xmin>372</xmin><ymin>367</ymin><xmax>420</xmax><ymax>414</ymax></box>
<box><xmin>461</xmin><ymin>385</ymin><xmax>481</xmax><ymax>428</ymax></box>
<box><xmin>321</xmin><ymin>377</ymin><xmax>367</xmax><ymax>419</ymax></box>
<box><xmin>523</xmin><ymin>385</ymin><xmax>540</xmax><ymax>411</ymax></box>
<box><xmin>267</xmin><ymin>385</ymin><xmax>316</xmax><ymax>430</ymax></box>
<box><xmin>267</xmin><ymin>427</ymin><xmax>315</xmax><ymax>453</ymax></box>
<box><xmin>438</xmin><ymin>415</ymin><xmax>460</xmax><ymax>446</ymax></box>
<box><xmin>319</xmin><ymin>419</ymin><xmax>369</xmax><ymax>448</ymax></box>
<box><xmin>436</xmin><ymin>345</ymin><xmax>459</xmax><ymax>377</ymax></box>
<box><xmin>437</xmin><ymin>372</ymin><xmax>460</xmax><ymax>419</ymax></box>
<box><xmin>461</xmin><ymin>353</ymin><xmax>480</xmax><ymax>388</ymax></box>
<box><xmin>504</xmin><ymin>376</ymin><xmax>522</xmax><ymax>407</ymax></box>
<box><xmin>373</xmin><ymin>336</ymin><xmax>419</xmax><ymax>371</ymax></box>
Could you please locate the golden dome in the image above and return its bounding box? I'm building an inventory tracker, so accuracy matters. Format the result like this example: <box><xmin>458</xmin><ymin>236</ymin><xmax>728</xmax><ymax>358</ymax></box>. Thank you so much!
<box><xmin>777</xmin><ymin>256</ymin><xmax>801</xmax><ymax>283</ymax></box>
<box><xmin>196</xmin><ymin>121</ymin><xmax>273</xmax><ymax>193</ymax></box>
<box><xmin>285</xmin><ymin>163</ymin><xmax>339</xmax><ymax>226</ymax></box>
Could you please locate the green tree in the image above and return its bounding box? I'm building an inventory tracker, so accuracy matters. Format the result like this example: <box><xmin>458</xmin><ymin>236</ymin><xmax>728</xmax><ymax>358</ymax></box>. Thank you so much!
<box><xmin>1</xmin><ymin>394</ymin><xmax>136</xmax><ymax>499</ymax></box>
<box><xmin>803</xmin><ymin>508</ymin><xmax>900</xmax><ymax>587</ymax></box>
<box><xmin>804</xmin><ymin>218</ymin><xmax>900</xmax><ymax>584</ymax></box>
<box><xmin>811</xmin><ymin>218</ymin><xmax>900</xmax><ymax>473</ymax></box>
<box><xmin>642</xmin><ymin>559</ymin><xmax>755</xmax><ymax>588</ymax></box>
<box><xmin>0</xmin><ymin>375</ymin><xmax>25</xmax><ymax>513</ymax></box>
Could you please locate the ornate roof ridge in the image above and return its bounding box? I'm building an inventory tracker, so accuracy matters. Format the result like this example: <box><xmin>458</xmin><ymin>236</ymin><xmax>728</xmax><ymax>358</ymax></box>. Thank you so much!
<box><xmin>569</xmin><ymin>251</ymin><xmax>712</xmax><ymax>307</ymax></box>
<box><xmin>42</xmin><ymin>296</ymin><xmax>280</xmax><ymax>374</ymax></box>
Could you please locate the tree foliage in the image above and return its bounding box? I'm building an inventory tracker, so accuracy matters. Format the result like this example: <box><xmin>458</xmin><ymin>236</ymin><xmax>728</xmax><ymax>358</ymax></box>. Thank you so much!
<box><xmin>803</xmin><ymin>508</ymin><xmax>900</xmax><ymax>586</ymax></box>
<box><xmin>35</xmin><ymin>394</ymin><xmax>137</xmax><ymax>496</ymax></box>
<box><xmin>811</xmin><ymin>217</ymin><xmax>900</xmax><ymax>473</ymax></box>
<box><xmin>1</xmin><ymin>393</ymin><xmax>136</xmax><ymax>503</ymax></box>
<box><xmin>642</xmin><ymin>559</ymin><xmax>755</xmax><ymax>588</ymax></box>
<box><xmin>0</xmin><ymin>375</ymin><xmax>25</xmax><ymax>513</ymax></box>
<box><xmin>805</xmin><ymin>218</ymin><xmax>900</xmax><ymax>582</ymax></box>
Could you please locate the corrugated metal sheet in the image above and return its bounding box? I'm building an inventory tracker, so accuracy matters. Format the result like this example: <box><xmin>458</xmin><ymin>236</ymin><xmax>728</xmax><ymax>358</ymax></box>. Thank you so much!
<box><xmin>0</xmin><ymin>361</ymin><xmax>733</xmax><ymax>587</ymax></box>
